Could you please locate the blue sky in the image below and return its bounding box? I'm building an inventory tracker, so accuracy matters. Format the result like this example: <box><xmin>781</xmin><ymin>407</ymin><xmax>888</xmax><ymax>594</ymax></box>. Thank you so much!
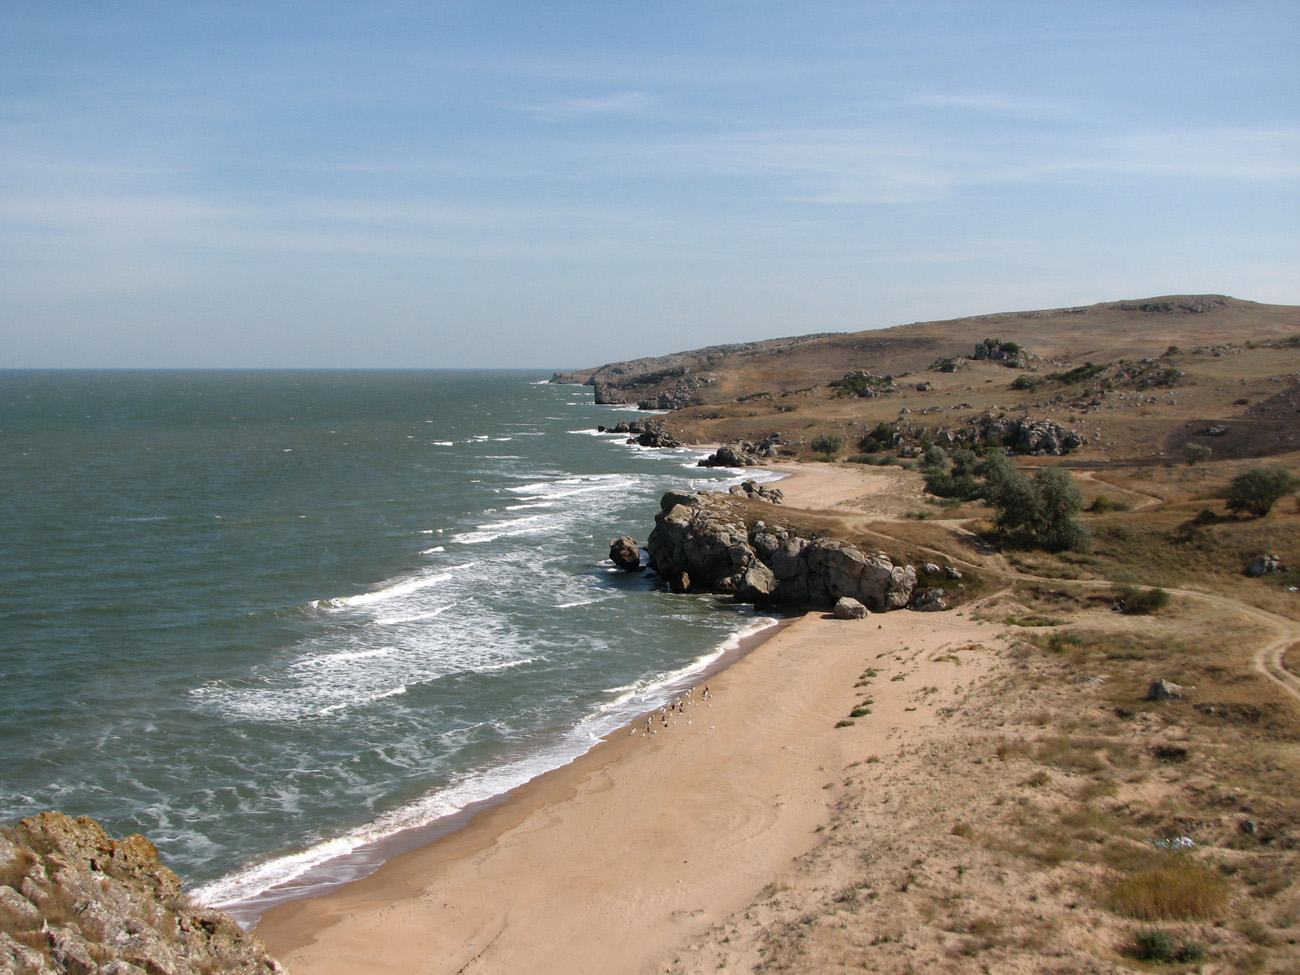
<box><xmin>2</xmin><ymin>2</ymin><xmax>1297</xmax><ymax>368</ymax></box>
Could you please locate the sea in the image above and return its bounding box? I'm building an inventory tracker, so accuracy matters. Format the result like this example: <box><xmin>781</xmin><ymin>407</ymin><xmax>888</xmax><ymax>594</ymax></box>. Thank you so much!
<box><xmin>0</xmin><ymin>369</ymin><xmax>782</xmax><ymax>925</ymax></box>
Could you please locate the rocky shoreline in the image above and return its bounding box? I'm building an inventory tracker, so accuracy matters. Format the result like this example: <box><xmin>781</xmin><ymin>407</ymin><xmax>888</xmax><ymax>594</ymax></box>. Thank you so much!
<box><xmin>1</xmin><ymin>812</ymin><xmax>286</xmax><ymax>975</ymax></box>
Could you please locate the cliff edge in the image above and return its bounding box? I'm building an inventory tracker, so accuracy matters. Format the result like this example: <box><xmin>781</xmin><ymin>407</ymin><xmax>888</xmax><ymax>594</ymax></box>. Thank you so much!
<box><xmin>1</xmin><ymin>812</ymin><xmax>286</xmax><ymax>975</ymax></box>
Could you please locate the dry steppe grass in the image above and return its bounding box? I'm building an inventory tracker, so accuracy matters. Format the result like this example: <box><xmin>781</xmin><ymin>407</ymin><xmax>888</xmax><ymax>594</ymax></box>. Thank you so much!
<box><xmin>669</xmin><ymin>590</ymin><xmax>1300</xmax><ymax>974</ymax></box>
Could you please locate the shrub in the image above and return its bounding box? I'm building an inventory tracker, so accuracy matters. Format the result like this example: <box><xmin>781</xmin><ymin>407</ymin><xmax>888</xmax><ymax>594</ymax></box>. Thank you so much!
<box><xmin>1047</xmin><ymin>361</ymin><xmax>1108</xmax><ymax>385</ymax></box>
<box><xmin>1115</xmin><ymin>585</ymin><xmax>1170</xmax><ymax>614</ymax></box>
<box><xmin>1128</xmin><ymin>929</ymin><xmax>1206</xmax><ymax>963</ymax></box>
<box><xmin>1182</xmin><ymin>442</ymin><xmax>1212</xmax><ymax>465</ymax></box>
<box><xmin>1226</xmin><ymin>466</ymin><xmax>1299</xmax><ymax>517</ymax></box>
<box><xmin>857</xmin><ymin>422</ymin><xmax>898</xmax><ymax>453</ymax></box>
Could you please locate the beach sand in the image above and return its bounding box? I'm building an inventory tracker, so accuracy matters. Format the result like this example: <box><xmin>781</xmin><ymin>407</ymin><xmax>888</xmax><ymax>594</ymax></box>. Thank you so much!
<box><xmin>256</xmin><ymin>465</ymin><xmax>1010</xmax><ymax>974</ymax></box>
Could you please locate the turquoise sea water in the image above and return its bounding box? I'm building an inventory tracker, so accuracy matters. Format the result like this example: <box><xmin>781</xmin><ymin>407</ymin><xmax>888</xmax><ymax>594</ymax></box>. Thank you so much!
<box><xmin>0</xmin><ymin>370</ymin><xmax>777</xmax><ymax>923</ymax></box>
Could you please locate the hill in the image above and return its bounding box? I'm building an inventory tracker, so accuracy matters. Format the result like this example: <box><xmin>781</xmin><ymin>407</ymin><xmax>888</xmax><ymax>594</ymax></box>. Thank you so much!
<box><xmin>557</xmin><ymin>294</ymin><xmax>1300</xmax><ymax>463</ymax></box>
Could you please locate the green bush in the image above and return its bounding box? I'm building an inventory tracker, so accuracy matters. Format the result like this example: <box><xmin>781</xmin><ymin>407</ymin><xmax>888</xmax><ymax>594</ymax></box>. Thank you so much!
<box><xmin>857</xmin><ymin>422</ymin><xmax>898</xmax><ymax>453</ymax></box>
<box><xmin>1115</xmin><ymin>585</ymin><xmax>1170</xmax><ymax>615</ymax></box>
<box><xmin>1226</xmin><ymin>466</ymin><xmax>1299</xmax><ymax>517</ymax></box>
<box><xmin>1182</xmin><ymin>442</ymin><xmax>1212</xmax><ymax>465</ymax></box>
<box><xmin>1128</xmin><ymin>928</ymin><xmax>1206</xmax><ymax>963</ymax></box>
<box><xmin>811</xmin><ymin>433</ymin><xmax>844</xmax><ymax>458</ymax></box>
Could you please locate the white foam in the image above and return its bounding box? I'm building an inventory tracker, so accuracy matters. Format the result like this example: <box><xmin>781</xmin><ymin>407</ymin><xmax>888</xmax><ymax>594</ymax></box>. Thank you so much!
<box><xmin>317</xmin><ymin>685</ymin><xmax>407</xmax><ymax>717</ymax></box>
<box><xmin>311</xmin><ymin>572</ymin><xmax>453</xmax><ymax>610</ymax></box>
<box><xmin>375</xmin><ymin>605</ymin><xmax>454</xmax><ymax>626</ymax></box>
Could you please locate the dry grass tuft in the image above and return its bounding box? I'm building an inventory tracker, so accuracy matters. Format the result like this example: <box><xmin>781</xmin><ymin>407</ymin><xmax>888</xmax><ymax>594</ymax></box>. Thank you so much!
<box><xmin>1107</xmin><ymin>860</ymin><xmax>1230</xmax><ymax>921</ymax></box>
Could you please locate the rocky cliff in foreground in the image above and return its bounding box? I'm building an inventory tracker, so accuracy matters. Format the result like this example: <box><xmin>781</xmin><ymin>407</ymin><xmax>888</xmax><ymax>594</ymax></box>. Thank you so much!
<box><xmin>1</xmin><ymin>812</ymin><xmax>286</xmax><ymax>975</ymax></box>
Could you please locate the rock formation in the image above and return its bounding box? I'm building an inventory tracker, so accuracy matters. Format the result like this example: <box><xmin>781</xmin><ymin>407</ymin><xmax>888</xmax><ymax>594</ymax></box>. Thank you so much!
<box><xmin>1245</xmin><ymin>554</ymin><xmax>1286</xmax><ymax>577</ymax></box>
<box><xmin>966</xmin><ymin>415</ymin><xmax>1086</xmax><ymax>455</ymax></box>
<box><xmin>646</xmin><ymin>491</ymin><xmax>918</xmax><ymax>611</ymax></box>
<box><xmin>609</xmin><ymin>536</ymin><xmax>642</xmax><ymax>572</ymax></box>
<box><xmin>697</xmin><ymin>439</ymin><xmax>781</xmax><ymax>468</ymax></box>
<box><xmin>833</xmin><ymin>597</ymin><xmax>869</xmax><ymax>619</ymax></box>
<box><xmin>0</xmin><ymin>812</ymin><xmax>286</xmax><ymax>975</ymax></box>
<box><xmin>728</xmin><ymin>480</ymin><xmax>784</xmax><ymax>504</ymax></box>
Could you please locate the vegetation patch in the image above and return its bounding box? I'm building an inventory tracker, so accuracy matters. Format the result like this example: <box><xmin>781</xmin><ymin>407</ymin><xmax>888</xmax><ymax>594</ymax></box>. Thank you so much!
<box><xmin>1107</xmin><ymin>860</ymin><xmax>1229</xmax><ymax>921</ymax></box>
<box><xmin>1127</xmin><ymin>928</ymin><xmax>1207</xmax><ymax>964</ymax></box>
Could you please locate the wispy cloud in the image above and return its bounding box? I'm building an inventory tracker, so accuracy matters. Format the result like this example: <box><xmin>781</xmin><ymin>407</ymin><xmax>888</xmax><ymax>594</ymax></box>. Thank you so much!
<box><xmin>907</xmin><ymin>92</ymin><xmax>1081</xmax><ymax>120</ymax></box>
<box><xmin>519</xmin><ymin>90</ymin><xmax>658</xmax><ymax>121</ymax></box>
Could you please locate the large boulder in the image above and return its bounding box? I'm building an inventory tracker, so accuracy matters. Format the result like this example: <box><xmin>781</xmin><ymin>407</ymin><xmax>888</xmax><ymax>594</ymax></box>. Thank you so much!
<box><xmin>833</xmin><ymin>597</ymin><xmax>869</xmax><ymax>619</ymax></box>
<box><xmin>609</xmin><ymin>536</ymin><xmax>642</xmax><ymax>572</ymax></box>
<box><xmin>1245</xmin><ymin>554</ymin><xmax>1285</xmax><ymax>577</ymax></box>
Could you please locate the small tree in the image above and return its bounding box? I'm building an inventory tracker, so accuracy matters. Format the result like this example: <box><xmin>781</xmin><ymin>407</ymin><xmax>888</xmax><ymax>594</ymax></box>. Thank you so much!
<box><xmin>987</xmin><ymin>464</ymin><xmax>1089</xmax><ymax>552</ymax></box>
<box><xmin>811</xmin><ymin>433</ymin><xmax>843</xmax><ymax>459</ymax></box>
<box><xmin>1226</xmin><ymin>466</ymin><xmax>1300</xmax><ymax>517</ymax></box>
<box><xmin>1183</xmin><ymin>442</ymin><xmax>1212</xmax><ymax>465</ymax></box>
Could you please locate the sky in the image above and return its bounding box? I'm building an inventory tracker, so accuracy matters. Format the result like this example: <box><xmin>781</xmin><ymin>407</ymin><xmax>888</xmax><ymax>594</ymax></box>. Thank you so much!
<box><xmin>1</xmin><ymin>2</ymin><xmax>1298</xmax><ymax>369</ymax></box>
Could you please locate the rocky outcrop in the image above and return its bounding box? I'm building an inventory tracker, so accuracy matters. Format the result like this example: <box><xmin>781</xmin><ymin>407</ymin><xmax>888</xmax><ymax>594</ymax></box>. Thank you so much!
<box><xmin>609</xmin><ymin>536</ymin><xmax>642</xmax><ymax>572</ymax></box>
<box><xmin>595</xmin><ymin>418</ymin><xmax>683</xmax><ymax>448</ymax></box>
<box><xmin>830</xmin><ymin>371</ymin><xmax>897</xmax><ymax>398</ymax></box>
<box><xmin>637</xmin><ymin>375</ymin><xmax>716</xmax><ymax>411</ymax></box>
<box><xmin>967</xmin><ymin>415</ymin><xmax>1086</xmax><ymax>455</ymax></box>
<box><xmin>909</xmin><ymin>588</ymin><xmax>949</xmax><ymax>612</ymax></box>
<box><xmin>931</xmin><ymin>356</ymin><xmax>970</xmax><ymax>373</ymax></box>
<box><xmin>1147</xmin><ymin>679</ymin><xmax>1189</xmax><ymax>701</ymax></box>
<box><xmin>973</xmin><ymin>339</ymin><xmax>1040</xmax><ymax>369</ymax></box>
<box><xmin>633</xmin><ymin>428</ymin><xmax>683</xmax><ymax>449</ymax></box>
<box><xmin>1245</xmin><ymin>554</ymin><xmax>1286</xmax><ymax>577</ymax></box>
<box><xmin>0</xmin><ymin>812</ymin><xmax>286</xmax><ymax>975</ymax></box>
<box><xmin>697</xmin><ymin>438</ymin><xmax>781</xmax><ymax>468</ymax></box>
<box><xmin>646</xmin><ymin>492</ymin><xmax>918</xmax><ymax>611</ymax></box>
<box><xmin>728</xmin><ymin>480</ymin><xmax>784</xmax><ymax>504</ymax></box>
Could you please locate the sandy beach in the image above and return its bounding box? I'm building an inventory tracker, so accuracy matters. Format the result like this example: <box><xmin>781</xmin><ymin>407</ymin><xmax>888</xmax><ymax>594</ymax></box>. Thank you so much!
<box><xmin>255</xmin><ymin>464</ymin><xmax>1010</xmax><ymax>974</ymax></box>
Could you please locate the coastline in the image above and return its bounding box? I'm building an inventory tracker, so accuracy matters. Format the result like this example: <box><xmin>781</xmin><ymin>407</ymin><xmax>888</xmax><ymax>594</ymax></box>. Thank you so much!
<box><xmin>256</xmin><ymin>462</ymin><xmax>1011</xmax><ymax>975</ymax></box>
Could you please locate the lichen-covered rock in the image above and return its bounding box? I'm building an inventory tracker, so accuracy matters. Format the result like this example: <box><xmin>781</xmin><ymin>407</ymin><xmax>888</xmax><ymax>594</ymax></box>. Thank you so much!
<box><xmin>0</xmin><ymin>812</ymin><xmax>288</xmax><ymax>975</ymax></box>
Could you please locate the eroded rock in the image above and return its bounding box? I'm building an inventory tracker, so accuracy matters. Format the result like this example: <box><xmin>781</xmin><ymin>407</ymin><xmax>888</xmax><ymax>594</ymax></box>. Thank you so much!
<box><xmin>647</xmin><ymin>491</ymin><xmax>918</xmax><ymax>611</ymax></box>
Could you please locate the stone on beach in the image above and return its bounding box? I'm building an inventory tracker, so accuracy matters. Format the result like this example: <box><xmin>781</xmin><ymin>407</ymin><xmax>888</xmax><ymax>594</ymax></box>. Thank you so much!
<box><xmin>833</xmin><ymin>596</ymin><xmax>869</xmax><ymax>619</ymax></box>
